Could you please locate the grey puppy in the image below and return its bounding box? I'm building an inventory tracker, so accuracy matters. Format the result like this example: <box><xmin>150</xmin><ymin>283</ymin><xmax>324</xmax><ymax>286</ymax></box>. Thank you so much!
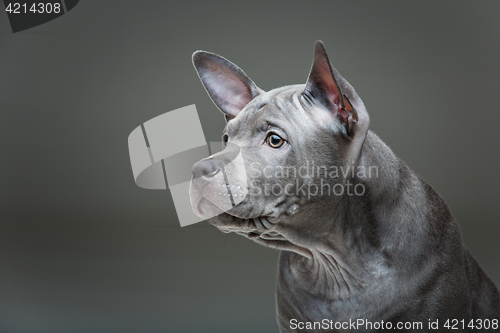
<box><xmin>189</xmin><ymin>41</ymin><xmax>500</xmax><ymax>332</ymax></box>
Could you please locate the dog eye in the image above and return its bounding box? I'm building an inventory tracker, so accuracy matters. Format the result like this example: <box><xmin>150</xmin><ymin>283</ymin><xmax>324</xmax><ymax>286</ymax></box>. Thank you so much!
<box><xmin>266</xmin><ymin>134</ymin><xmax>285</xmax><ymax>148</ymax></box>
<box><xmin>222</xmin><ymin>134</ymin><xmax>228</xmax><ymax>143</ymax></box>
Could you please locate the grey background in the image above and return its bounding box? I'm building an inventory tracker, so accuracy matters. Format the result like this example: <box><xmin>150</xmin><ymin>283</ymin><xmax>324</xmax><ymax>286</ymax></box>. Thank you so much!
<box><xmin>0</xmin><ymin>1</ymin><xmax>499</xmax><ymax>332</ymax></box>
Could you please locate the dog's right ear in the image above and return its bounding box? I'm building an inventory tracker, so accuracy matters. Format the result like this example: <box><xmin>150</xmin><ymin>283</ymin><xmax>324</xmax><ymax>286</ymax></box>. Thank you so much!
<box><xmin>193</xmin><ymin>51</ymin><xmax>263</xmax><ymax>121</ymax></box>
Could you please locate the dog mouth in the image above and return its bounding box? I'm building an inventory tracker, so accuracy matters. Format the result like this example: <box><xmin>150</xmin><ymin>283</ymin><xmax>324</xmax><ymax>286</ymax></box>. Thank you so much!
<box><xmin>219</xmin><ymin>217</ymin><xmax>287</xmax><ymax>242</ymax></box>
<box><xmin>192</xmin><ymin>188</ymin><xmax>311</xmax><ymax>258</ymax></box>
<box><xmin>207</xmin><ymin>212</ymin><xmax>313</xmax><ymax>258</ymax></box>
<box><xmin>190</xmin><ymin>175</ymin><xmax>248</xmax><ymax>221</ymax></box>
<box><xmin>193</xmin><ymin>193</ymin><xmax>286</xmax><ymax>240</ymax></box>
<box><xmin>195</xmin><ymin>196</ymin><xmax>285</xmax><ymax>240</ymax></box>
<box><xmin>195</xmin><ymin>197</ymin><xmax>226</xmax><ymax>219</ymax></box>
<box><xmin>239</xmin><ymin>229</ymin><xmax>286</xmax><ymax>241</ymax></box>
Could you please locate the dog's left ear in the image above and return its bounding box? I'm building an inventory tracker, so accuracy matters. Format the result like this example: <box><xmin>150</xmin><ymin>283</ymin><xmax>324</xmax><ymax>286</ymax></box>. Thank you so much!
<box><xmin>305</xmin><ymin>41</ymin><xmax>370</xmax><ymax>165</ymax></box>
<box><xmin>193</xmin><ymin>51</ymin><xmax>263</xmax><ymax>121</ymax></box>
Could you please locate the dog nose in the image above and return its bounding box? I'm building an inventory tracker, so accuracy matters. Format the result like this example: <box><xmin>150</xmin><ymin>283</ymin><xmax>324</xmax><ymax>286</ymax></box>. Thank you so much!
<box><xmin>192</xmin><ymin>158</ymin><xmax>222</xmax><ymax>179</ymax></box>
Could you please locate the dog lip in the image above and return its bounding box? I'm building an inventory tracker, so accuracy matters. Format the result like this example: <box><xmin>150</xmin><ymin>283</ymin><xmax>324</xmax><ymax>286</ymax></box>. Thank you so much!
<box><xmin>195</xmin><ymin>197</ymin><xmax>225</xmax><ymax>218</ymax></box>
<box><xmin>221</xmin><ymin>209</ymin><xmax>265</xmax><ymax>221</ymax></box>
<box><xmin>236</xmin><ymin>229</ymin><xmax>286</xmax><ymax>241</ymax></box>
<box><xmin>228</xmin><ymin>216</ymin><xmax>279</xmax><ymax>235</ymax></box>
<box><xmin>210</xmin><ymin>214</ymin><xmax>311</xmax><ymax>257</ymax></box>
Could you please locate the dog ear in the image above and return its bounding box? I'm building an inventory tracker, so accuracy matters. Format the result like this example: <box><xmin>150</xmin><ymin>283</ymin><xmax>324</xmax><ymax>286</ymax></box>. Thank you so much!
<box><xmin>193</xmin><ymin>51</ymin><xmax>263</xmax><ymax>121</ymax></box>
<box><xmin>305</xmin><ymin>41</ymin><xmax>344</xmax><ymax>120</ymax></box>
<box><xmin>305</xmin><ymin>41</ymin><xmax>370</xmax><ymax>165</ymax></box>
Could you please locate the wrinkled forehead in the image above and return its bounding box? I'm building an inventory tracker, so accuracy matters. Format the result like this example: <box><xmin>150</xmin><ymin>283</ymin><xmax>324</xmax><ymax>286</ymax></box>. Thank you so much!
<box><xmin>226</xmin><ymin>84</ymin><xmax>331</xmax><ymax>139</ymax></box>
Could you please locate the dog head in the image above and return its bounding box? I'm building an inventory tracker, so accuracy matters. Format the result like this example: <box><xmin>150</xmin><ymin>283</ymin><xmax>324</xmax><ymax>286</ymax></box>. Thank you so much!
<box><xmin>189</xmin><ymin>41</ymin><xmax>370</xmax><ymax>253</ymax></box>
